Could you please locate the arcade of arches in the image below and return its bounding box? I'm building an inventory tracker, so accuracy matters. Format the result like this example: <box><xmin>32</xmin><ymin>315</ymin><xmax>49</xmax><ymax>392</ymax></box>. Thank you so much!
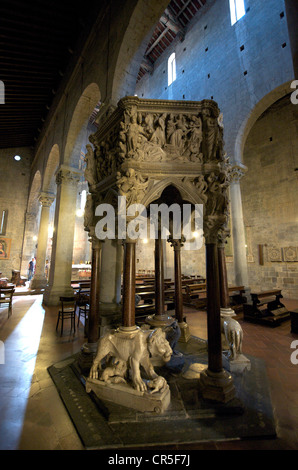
<box><xmin>0</xmin><ymin>0</ymin><xmax>298</xmax><ymax>451</ymax></box>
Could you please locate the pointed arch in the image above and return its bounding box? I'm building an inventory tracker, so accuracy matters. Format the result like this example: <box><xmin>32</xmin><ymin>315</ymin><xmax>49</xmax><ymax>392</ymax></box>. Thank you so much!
<box><xmin>234</xmin><ymin>81</ymin><xmax>293</xmax><ymax>164</ymax></box>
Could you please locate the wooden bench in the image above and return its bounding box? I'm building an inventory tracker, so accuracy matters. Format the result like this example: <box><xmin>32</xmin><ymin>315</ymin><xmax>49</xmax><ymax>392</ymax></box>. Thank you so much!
<box><xmin>228</xmin><ymin>285</ymin><xmax>246</xmax><ymax>312</ymax></box>
<box><xmin>183</xmin><ymin>284</ymin><xmax>246</xmax><ymax>311</ymax></box>
<box><xmin>243</xmin><ymin>289</ymin><xmax>291</xmax><ymax>327</ymax></box>
<box><xmin>183</xmin><ymin>283</ymin><xmax>207</xmax><ymax>305</ymax></box>
<box><xmin>0</xmin><ymin>286</ymin><xmax>15</xmax><ymax>316</ymax></box>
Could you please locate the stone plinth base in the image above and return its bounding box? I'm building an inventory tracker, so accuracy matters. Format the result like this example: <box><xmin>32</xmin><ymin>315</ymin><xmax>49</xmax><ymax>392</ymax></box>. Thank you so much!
<box><xmin>43</xmin><ymin>284</ymin><xmax>75</xmax><ymax>306</ymax></box>
<box><xmin>146</xmin><ymin>313</ymin><xmax>175</xmax><ymax>327</ymax></box>
<box><xmin>199</xmin><ymin>368</ymin><xmax>235</xmax><ymax>403</ymax></box>
<box><xmin>178</xmin><ymin>321</ymin><xmax>190</xmax><ymax>343</ymax></box>
<box><xmin>86</xmin><ymin>377</ymin><xmax>171</xmax><ymax>414</ymax></box>
<box><xmin>77</xmin><ymin>342</ymin><xmax>98</xmax><ymax>374</ymax></box>
<box><xmin>222</xmin><ymin>353</ymin><xmax>251</xmax><ymax>374</ymax></box>
<box><xmin>30</xmin><ymin>276</ymin><xmax>48</xmax><ymax>290</ymax></box>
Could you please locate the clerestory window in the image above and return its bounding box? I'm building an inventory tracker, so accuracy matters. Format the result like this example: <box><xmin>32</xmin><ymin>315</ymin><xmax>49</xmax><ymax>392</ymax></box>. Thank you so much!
<box><xmin>229</xmin><ymin>0</ymin><xmax>246</xmax><ymax>25</ymax></box>
<box><xmin>168</xmin><ymin>52</ymin><xmax>176</xmax><ymax>86</ymax></box>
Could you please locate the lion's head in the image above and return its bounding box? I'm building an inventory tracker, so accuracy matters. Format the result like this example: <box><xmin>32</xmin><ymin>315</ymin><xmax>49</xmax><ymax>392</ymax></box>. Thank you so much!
<box><xmin>148</xmin><ymin>328</ymin><xmax>172</xmax><ymax>362</ymax></box>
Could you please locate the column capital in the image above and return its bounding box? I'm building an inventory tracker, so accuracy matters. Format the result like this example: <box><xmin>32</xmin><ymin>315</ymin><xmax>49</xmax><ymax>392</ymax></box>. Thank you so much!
<box><xmin>204</xmin><ymin>215</ymin><xmax>227</xmax><ymax>244</ymax></box>
<box><xmin>229</xmin><ymin>163</ymin><xmax>248</xmax><ymax>183</ymax></box>
<box><xmin>167</xmin><ymin>235</ymin><xmax>185</xmax><ymax>250</ymax></box>
<box><xmin>39</xmin><ymin>192</ymin><xmax>55</xmax><ymax>207</ymax></box>
<box><xmin>55</xmin><ymin>165</ymin><xmax>81</xmax><ymax>187</ymax></box>
<box><xmin>217</xmin><ymin>225</ymin><xmax>231</xmax><ymax>247</ymax></box>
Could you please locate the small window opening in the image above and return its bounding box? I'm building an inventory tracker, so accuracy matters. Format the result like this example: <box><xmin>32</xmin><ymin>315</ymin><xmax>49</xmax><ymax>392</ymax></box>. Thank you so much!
<box><xmin>168</xmin><ymin>52</ymin><xmax>176</xmax><ymax>86</ymax></box>
<box><xmin>229</xmin><ymin>0</ymin><xmax>246</xmax><ymax>26</ymax></box>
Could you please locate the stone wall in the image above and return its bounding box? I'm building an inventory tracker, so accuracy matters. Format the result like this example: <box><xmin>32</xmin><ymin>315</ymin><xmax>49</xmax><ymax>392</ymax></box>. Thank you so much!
<box><xmin>0</xmin><ymin>147</ymin><xmax>32</xmax><ymax>280</ymax></box>
<box><xmin>241</xmin><ymin>94</ymin><xmax>298</xmax><ymax>298</ymax></box>
<box><xmin>135</xmin><ymin>0</ymin><xmax>294</xmax><ymax>160</ymax></box>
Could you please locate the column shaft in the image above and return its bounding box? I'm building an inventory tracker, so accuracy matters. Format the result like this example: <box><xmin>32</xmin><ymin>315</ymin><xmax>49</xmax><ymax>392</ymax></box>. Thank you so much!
<box><xmin>229</xmin><ymin>181</ymin><xmax>249</xmax><ymax>288</ymax></box>
<box><xmin>206</xmin><ymin>243</ymin><xmax>222</xmax><ymax>373</ymax></box>
<box><xmin>43</xmin><ymin>166</ymin><xmax>80</xmax><ymax>306</ymax></box>
<box><xmin>217</xmin><ymin>245</ymin><xmax>230</xmax><ymax>309</ymax></box>
<box><xmin>31</xmin><ymin>194</ymin><xmax>54</xmax><ymax>289</ymax></box>
<box><xmin>88</xmin><ymin>240</ymin><xmax>102</xmax><ymax>344</ymax></box>
<box><xmin>174</xmin><ymin>244</ymin><xmax>183</xmax><ymax>323</ymax></box>
<box><xmin>122</xmin><ymin>240</ymin><xmax>136</xmax><ymax>328</ymax></box>
<box><xmin>155</xmin><ymin>233</ymin><xmax>165</xmax><ymax>316</ymax></box>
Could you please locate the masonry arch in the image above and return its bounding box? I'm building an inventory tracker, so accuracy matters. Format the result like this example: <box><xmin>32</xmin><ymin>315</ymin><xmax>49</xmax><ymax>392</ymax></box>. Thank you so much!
<box><xmin>109</xmin><ymin>0</ymin><xmax>170</xmax><ymax>104</ymax></box>
<box><xmin>234</xmin><ymin>80</ymin><xmax>293</xmax><ymax>165</ymax></box>
<box><xmin>63</xmin><ymin>82</ymin><xmax>101</xmax><ymax>167</ymax></box>
<box><xmin>141</xmin><ymin>177</ymin><xmax>206</xmax><ymax>209</ymax></box>
<box><xmin>42</xmin><ymin>144</ymin><xmax>60</xmax><ymax>194</ymax></box>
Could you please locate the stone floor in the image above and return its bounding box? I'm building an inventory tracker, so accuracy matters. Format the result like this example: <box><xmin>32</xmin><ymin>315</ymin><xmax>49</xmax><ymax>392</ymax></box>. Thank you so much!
<box><xmin>0</xmin><ymin>294</ymin><xmax>297</xmax><ymax>451</ymax></box>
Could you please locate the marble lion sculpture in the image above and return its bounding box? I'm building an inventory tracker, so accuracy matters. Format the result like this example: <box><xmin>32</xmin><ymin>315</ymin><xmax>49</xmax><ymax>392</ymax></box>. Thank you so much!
<box><xmin>89</xmin><ymin>327</ymin><xmax>172</xmax><ymax>393</ymax></box>
<box><xmin>221</xmin><ymin>317</ymin><xmax>243</xmax><ymax>360</ymax></box>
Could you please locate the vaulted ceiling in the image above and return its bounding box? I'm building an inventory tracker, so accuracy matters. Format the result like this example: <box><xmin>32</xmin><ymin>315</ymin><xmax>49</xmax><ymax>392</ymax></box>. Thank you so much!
<box><xmin>0</xmin><ymin>0</ymin><xmax>206</xmax><ymax>150</ymax></box>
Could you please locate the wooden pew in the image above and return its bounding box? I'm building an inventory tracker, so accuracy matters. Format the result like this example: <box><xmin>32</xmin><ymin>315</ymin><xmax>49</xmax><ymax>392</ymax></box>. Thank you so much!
<box><xmin>183</xmin><ymin>283</ymin><xmax>207</xmax><ymax>306</ymax></box>
<box><xmin>183</xmin><ymin>284</ymin><xmax>246</xmax><ymax>311</ymax></box>
<box><xmin>0</xmin><ymin>286</ymin><xmax>15</xmax><ymax>316</ymax></box>
<box><xmin>243</xmin><ymin>289</ymin><xmax>291</xmax><ymax>327</ymax></box>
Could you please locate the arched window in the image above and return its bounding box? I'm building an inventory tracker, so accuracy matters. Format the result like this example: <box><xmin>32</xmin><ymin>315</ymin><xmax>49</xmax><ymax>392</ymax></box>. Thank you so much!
<box><xmin>168</xmin><ymin>52</ymin><xmax>176</xmax><ymax>86</ymax></box>
<box><xmin>229</xmin><ymin>0</ymin><xmax>246</xmax><ymax>26</ymax></box>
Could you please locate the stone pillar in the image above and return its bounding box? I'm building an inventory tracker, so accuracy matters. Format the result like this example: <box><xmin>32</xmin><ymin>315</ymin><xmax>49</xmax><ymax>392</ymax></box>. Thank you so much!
<box><xmin>147</xmin><ymin>226</ymin><xmax>174</xmax><ymax>327</ymax></box>
<box><xmin>168</xmin><ymin>237</ymin><xmax>190</xmax><ymax>342</ymax></box>
<box><xmin>43</xmin><ymin>165</ymin><xmax>81</xmax><ymax>306</ymax></box>
<box><xmin>217</xmin><ymin>229</ymin><xmax>236</xmax><ymax>317</ymax></box>
<box><xmin>199</xmin><ymin>219</ymin><xmax>235</xmax><ymax>403</ymax></box>
<box><xmin>88</xmin><ymin>236</ymin><xmax>102</xmax><ymax>344</ymax></box>
<box><xmin>30</xmin><ymin>192</ymin><xmax>55</xmax><ymax>290</ymax></box>
<box><xmin>98</xmin><ymin>238</ymin><xmax>122</xmax><ymax>334</ymax></box>
<box><xmin>78</xmin><ymin>232</ymin><xmax>102</xmax><ymax>373</ymax></box>
<box><xmin>121</xmin><ymin>237</ymin><xmax>137</xmax><ymax>330</ymax></box>
<box><xmin>229</xmin><ymin>164</ymin><xmax>249</xmax><ymax>289</ymax></box>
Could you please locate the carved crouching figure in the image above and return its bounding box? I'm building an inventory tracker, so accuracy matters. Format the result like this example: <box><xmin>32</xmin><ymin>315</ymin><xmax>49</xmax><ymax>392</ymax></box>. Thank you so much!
<box><xmin>89</xmin><ymin>328</ymin><xmax>172</xmax><ymax>393</ymax></box>
<box><xmin>221</xmin><ymin>317</ymin><xmax>243</xmax><ymax>360</ymax></box>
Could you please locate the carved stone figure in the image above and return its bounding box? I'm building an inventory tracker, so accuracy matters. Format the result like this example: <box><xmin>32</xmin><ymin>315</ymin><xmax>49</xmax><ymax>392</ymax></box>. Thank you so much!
<box><xmin>184</xmin><ymin>115</ymin><xmax>203</xmax><ymax>161</ymax></box>
<box><xmin>84</xmin><ymin>144</ymin><xmax>97</xmax><ymax>187</ymax></box>
<box><xmin>168</xmin><ymin>114</ymin><xmax>187</xmax><ymax>150</ymax></box>
<box><xmin>202</xmin><ymin>109</ymin><xmax>219</xmax><ymax>162</ymax></box>
<box><xmin>116</xmin><ymin>168</ymin><xmax>149</xmax><ymax>205</ymax></box>
<box><xmin>193</xmin><ymin>174</ymin><xmax>208</xmax><ymax>203</ymax></box>
<box><xmin>100</xmin><ymin>358</ymin><xmax>127</xmax><ymax>384</ymax></box>
<box><xmin>89</xmin><ymin>327</ymin><xmax>172</xmax><ymax>393</ymax></box>
<box><xmin>126</xmin><ymin>112</ymin><xmax>147</xmax><ymax>155</ymax></box>
<box><xmin>84</xmin><ymin>193</ymin><xmax>94</xmax><ymax>231</ymax></box>
<box><xmin>221</xmin><ymin>317</ymin><xmax>243</xmax><ymax>360</ymax></box>
<box><xmin>150</xmin><ymin>113</ymin><xmax>167</xmax><ymax>147</ymax></box>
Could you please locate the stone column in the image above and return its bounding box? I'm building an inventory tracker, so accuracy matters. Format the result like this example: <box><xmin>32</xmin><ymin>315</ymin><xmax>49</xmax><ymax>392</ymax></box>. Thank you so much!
<box><xmin>168</xmin><ymin>237</ymin><xmax>190</xmax><ymax>342</ymax></box>
<box><xmin>88</xmin><ymin>235</ymin><xmax>102</xmax><ymax>344</ymax></box>
<box><xmin>217</xmin><ymin>229</ymin><xmax>236</xmax><ymax>317</ymax></box>
<box><xmin>78</xmin><ymin>233</ymin><xmax>102</xmax><ymax>372</ymax></box>
<box><xmin>229</xmin><ymin>164</ymin><xmax>249</xmax><ymax>289</ymax></box>
<box><xmin>147</xmin><ymin>226</ymin><xmax>174</xmax><ymax>327</ymax></box>
<box><xmin>43</xmin><ymin>165</ymin><xmax>81</xmax><ymax>306</ymax></box>
<box><xmin>98</xmin><ymin>238</ymin><xmax>122</xmax><ymax>335</ymax></box>
<box><xmin>30</xmin><ymin>192</ymin><xmax>55</xmax><ymax>290</ymax></box>
<box><xmin>199</xmin><ymin>219</ymin><xmax>235</xmax><ymax>403</ymax></box>
<box><xmin>121</xmin><ymin>237</ymin><xmax>137</xmax><ymax>330</ymax></box>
